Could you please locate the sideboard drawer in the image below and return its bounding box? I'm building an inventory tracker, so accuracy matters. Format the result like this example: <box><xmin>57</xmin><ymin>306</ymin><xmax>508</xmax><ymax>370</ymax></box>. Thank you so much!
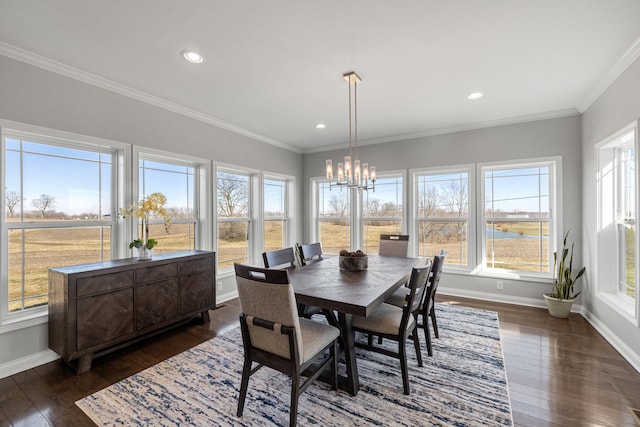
<box><xmin>76</xmin><ymin>270</ymin><xmax>133</xmax><ymax>297</ymax></box>
<box><xmin>136</xmin><ymin>262</ymin><xmax>177</xmax><ymax>284</ymax></box>
<box><xmin>179</xmin><ymin>256</ymin><xmax>212</xmax><ymax>275</ymax></box>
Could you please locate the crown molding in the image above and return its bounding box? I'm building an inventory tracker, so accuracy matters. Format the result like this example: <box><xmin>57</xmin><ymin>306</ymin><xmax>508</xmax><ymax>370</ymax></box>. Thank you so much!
<box><xmin>578</xmin><ymin>36</ymin><xmax>640</xmax><ymax>113</ymax></box>
<box><xmin>0</xmin><ymin>42</ymin><xmax>302</xmax><ymax>154</ymax></box>
<box><xmin>302</xmin><ymin>108</ymin><xmax>579</xmax><ymax>154</ymax></box>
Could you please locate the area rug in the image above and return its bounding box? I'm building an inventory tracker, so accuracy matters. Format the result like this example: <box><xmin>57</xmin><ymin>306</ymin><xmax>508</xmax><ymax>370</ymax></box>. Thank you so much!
<box><xmin>76</xmin><ymin>303</ymin><xmax>513</xmax><ymax>426</ymax></box>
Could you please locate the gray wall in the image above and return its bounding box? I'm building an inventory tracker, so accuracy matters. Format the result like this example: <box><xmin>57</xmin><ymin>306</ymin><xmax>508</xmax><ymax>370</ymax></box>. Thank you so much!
<box><xmin>0</xmin><ymin>55</ymin><xmax>304</xmax><ymax>374</ymax></box>
<box><xmin>303</xmin><ymin>115</ymin><xmax>583</xmax><ymax>305</ymax></box>
<box><xmin>582</xmin><ymin>55</ymin><xmax>640</xmax><ymax>370</ymax></box>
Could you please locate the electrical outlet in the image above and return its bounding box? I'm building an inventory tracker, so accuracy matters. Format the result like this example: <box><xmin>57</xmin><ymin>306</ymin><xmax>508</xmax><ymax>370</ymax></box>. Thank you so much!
<box><xmin>217</xmin><ymin>281</ymin><xmax>223</xmax><ymax>291</ymax></box>
<box><xmin>496</xmin><ymin>280</ymin><xmax>504</xmax><ymax>290</ymax></box>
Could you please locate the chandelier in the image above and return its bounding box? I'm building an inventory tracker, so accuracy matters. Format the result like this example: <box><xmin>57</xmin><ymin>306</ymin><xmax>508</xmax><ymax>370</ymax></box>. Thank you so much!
<box><xmin>325</xmin><ymin>71</ymin><xmax>376</xmax><ymax>192</ymax></box>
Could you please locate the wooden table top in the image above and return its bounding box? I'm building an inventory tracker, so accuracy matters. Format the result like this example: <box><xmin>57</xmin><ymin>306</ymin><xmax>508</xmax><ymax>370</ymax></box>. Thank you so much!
<box><xmin>288</xmin><ymin>255</ymin><xmax>422</xmax><ymax>317</ymax></box>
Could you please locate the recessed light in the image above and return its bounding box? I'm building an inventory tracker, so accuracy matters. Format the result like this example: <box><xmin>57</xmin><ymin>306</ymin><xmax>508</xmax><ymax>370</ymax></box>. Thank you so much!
<box><xmin>467</xmin><ymin>92</ymin><xmax>484</xmax><ymax>100</ymax></box>
<box><xmin>315</xmin><ymin>123</ymin><xmax>326</xmax><ymax>129</ymax></box>
<box><xmin>181</xmin><ymin>50</ymin><xmax>204</xmax><ymax>64</ymax></box>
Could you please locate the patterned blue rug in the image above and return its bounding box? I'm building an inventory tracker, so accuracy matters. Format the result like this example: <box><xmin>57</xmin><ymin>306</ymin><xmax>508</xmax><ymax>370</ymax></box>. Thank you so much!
<box><xmin>76</xmin><ymin>303</ymin><xmax>513</xmax><ymax>426</ymax></box>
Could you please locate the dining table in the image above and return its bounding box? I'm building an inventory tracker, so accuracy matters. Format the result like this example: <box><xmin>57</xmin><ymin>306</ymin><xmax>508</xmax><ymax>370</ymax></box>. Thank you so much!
<box><xmin>287</xmin><ymin>254</ymin><xmax>422</xmax><ymax>396</ymax></box>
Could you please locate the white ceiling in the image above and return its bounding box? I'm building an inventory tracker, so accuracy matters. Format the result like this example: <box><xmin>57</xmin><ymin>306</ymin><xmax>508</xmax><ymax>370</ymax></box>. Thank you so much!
<box><xmin>2</xmin><ymin>1</ymin><xmax>640</xmax><ymax>153</ymax></box>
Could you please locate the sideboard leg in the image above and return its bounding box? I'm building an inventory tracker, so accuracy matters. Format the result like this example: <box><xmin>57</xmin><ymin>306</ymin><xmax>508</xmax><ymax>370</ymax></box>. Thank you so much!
<box><xmin>76</xmin><ymin>353</ymin><xmax>93</xmax><ymax>374</ymax></box>
<box><xmin>201</xmin><ymin>310</ymin><xmax>210</xmax><ymax>323</ymax></box>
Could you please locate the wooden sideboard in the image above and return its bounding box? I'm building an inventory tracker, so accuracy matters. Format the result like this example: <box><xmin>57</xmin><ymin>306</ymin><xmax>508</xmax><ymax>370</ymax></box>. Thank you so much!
<box><xmin>48</xmin><ymin>250</ymin><xmax>216</xmax><ymax>373</ymax></box>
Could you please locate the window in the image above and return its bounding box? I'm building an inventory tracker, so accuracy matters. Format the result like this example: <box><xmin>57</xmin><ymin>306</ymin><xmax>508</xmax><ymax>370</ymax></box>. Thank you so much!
<box><xmin>363</xmin><ymin>174</ymin><xmax>404</xmax><ymax>254</ymax></box>
<box><xmin>217</xmin><ymin>169</ymin><xmax>251</xmax><ymax>269</ymax></box>
<box><xmin>137</xmin><ymin>154</ymin><xmax>199</xmax><ymax>253</ymax></box>
<box><xmin>314</xmin><ymin>180</ymin><xmax>351</xmax><ymax>254</ymax></box>
<box><xmin>597</xmin><ymin>123</ymin><xmax>638</xmax><ymax>322</ymax></box>
<box><xmin>2</xmin><ymin>129</ymin><xmax>122</xmax><ymax>315</ymax></box>
<box><xmin>263</xmin><ymin>176</ymin><xmax>289</xmax><ymax>252</ymax></box>
<box><xmin>482</xmin><ymin>161</ymin><xmax>557</xmax><ymax>275</ymax></box>
<box><xmin>414</xmin><ymin>168</ymin><xmax>471</xmax><ymax>268</ymax></box>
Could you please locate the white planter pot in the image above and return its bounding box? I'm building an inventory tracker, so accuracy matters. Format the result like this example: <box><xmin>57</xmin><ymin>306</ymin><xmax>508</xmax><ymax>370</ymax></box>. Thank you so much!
<box><xmin>543</xmin><ymin>293</ymin><xmax>575</xmax><ymax>318</ymax></box>
<box><xmin>137</xmin><ymin>246</ymin><xmax>154</xmax><ymax>260</ymax></box>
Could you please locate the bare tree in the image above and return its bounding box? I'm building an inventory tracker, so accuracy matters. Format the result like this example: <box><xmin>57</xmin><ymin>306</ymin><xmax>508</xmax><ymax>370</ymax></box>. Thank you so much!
<box><xmin>365</xmin><ymin>197</ymin><xmax>381</xmax><ymax>216</ymax></box>
<box><xmin>5</xmin><ymin>190</ymin><xmax>20</xmax><ymax>217</ymax></box>
<box><xmin>217</xmin><ymin>173</ymin><xmax>248</xmax><ymax>241</ymax></box>
<box><xmin>441</xmin><ymin>180</ymin><xmax>468</xmax><ymax>241</ymax></box>
<box><xmin>328</xmin><ymin>192</ymin><xmax>348</xmax><ymax>217</ymax></box>
<box><xmin>418</xmin><ymin>186</ymin><xmax>444</xmax><ymax>243</ymax></box>
<box><xmin>32</xmin><ymin>194</ymin><xmax>55</xmax><ymax>218</ymax></box>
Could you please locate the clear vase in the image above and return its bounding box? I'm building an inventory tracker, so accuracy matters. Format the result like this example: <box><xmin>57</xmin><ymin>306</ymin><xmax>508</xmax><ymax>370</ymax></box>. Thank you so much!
<box><xmin>137</xmin><ymin>246</ymin><xmax>154</xmax><ymax>260</ymax></box>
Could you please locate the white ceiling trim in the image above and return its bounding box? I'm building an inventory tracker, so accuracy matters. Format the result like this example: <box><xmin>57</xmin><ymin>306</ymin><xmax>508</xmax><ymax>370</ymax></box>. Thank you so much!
<box><xmin>578</xmin><ymin>35</ymin><xmax>640</xmax><ymax>113</ymax></box>
<box><xmin>302</xmin><ymin>108</ymin><xmax>580</xmax><ymax>154</ymax></box>
<box><xmin>0</xmin><ymin>42</ymin><xmax>302</xmax><ymax>154</ymax></box>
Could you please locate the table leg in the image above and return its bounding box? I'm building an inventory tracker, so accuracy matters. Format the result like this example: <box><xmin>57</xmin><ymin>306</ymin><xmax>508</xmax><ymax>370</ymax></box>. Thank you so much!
<box><xmin>338</xmin><ymin>312</ymin><xmax>360</xmax><ymax>396</ymax></box>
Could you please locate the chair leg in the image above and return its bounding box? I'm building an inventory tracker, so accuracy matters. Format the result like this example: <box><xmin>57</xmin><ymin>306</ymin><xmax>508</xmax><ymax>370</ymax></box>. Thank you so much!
<box><xmin>430</xmin><ymin>308</ymin><xmax>439</xmax><ymax>339</ymax></box>
<box><xmin>236</xmin><ymin>357</ymin><xmax>252</xmax><ymax>417</ymax></box>
<box><xmin>424</xmin><ymin>316</ymin><xmax>433</xmax><ymax>357</ymax></box>
<box><xmin>411</xmin><ymin>329</ymin><xmax>423</xmax><ymax>367</ymax></box>
<box><xmin>290</xmin><ymin>373</ymin><xmax>300</xmax><ymax>427</ymax></box>
<box><xmin>331</xmin><ymin>341</ymin><xmax>338</xmax><ymax>391</ymax></box>
<box><xmin>399</xmin><ymin>341</ymin><xmax>410</xmax><ymax>395</ymax></box>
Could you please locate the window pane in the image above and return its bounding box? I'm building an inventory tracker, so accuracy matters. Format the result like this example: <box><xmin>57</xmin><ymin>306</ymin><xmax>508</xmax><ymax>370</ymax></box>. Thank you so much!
<box><xmin>4</xmin><ymin>149</ymin><xmax>21</xmax><ymax>220</ymax></box>
<box><xmin>148</xmin><ymin>222</ymin><xmax>195</xmax><ymax>253</ymax></box>
<box><xmin>13</xmin><ymin>143</ymin><xmax>112</xmax><ymax>221</ymax></box>
<box><xmin>264</xmin><ymin>219</ymin><xmax>284</xmax><ymax>252</ymax></box>
<box><xmin>217</xmin><ymin>221</ymin><xmax>249</xmax><ymax>268</ymax></box>
<box><xmin>217</xmin><ymin>172</ymin><xmax>249</xmax><ymax>218</ymax></box>
<box><xmin>485</xmin><ymin>221</ymin><xmax>549</xmax><ymax>272</ymax></box>
<box><xmin>264</xmin><ymin>179</ymin><xmax>285</xmax><ymax>218</ymax></box>
<box><xmin>140</xmin><ymin>159</ymin><xmax>195</xmax><ymax>220</ymax></box>
<box><xmin>418</xmin><ymin>220</ymin><xmax>468</xmax><ymax>265</ymax></box>
<box><xmin>484</xmin><ymin>166</ymin><xmax>551</xmax><ymax>273</ymax></box>
<box><xmin>319</xmin><ymin>182</ymin><xmax>350</xmax><ymax>218</ymax></box>
<box><xmin>319</xmin><ymin>220</ymin><xmax>350</xmax><ymax>254</ymax></box>
<box><xmin>416</xmin><ymin>171</ymin><xmax>469</xmax><ymax>267</ymax></box>
<box><xmin>363</xmin><ymin>219</ymin><xmax>402</xmax><ymax>254</ymax></box>
<box><xmin>365</xmin><ymin>176</ymin><xmax>402</xmax><ymax>218</ymax></box>
<box><xmin>8</xmin><ymin>226</ymin><xmax>111</xmax><ymax>312</ymax></box>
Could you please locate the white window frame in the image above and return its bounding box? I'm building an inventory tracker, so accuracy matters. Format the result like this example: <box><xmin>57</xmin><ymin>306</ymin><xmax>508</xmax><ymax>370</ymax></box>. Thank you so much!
<box><xmin>133</xmin><ymin>146</ymin><xmax>211</xmax><ymax>254</ymax></box>
<box><xmin>478</xmin><ymin>157</ymin><xmax>561</xmax><ymax>280</ymax></box>
<box><xmin>215</xmin><ymin>164</ymin><xmax>258</xmax><ymax>273</ymax></box>
<box><xmin>262</xmin><ymin>172</ymin><xmax>295</xmax><ymax>252</ymax></box>
<box><xmin>361</xmin><ymin>170</ymin><xmax>406</xmax><ymax>253</ymax></box>
<box><xmin>596</xmin><ymin>121</ymin><xmax>639</xmax><ymax>325</ymax></box>
<box><xmin>311</xmin><ymin>177</ymin><xmax>353</xmax><ymax>254</ymax></box>
<box><xmin>0</xmin><ymin>119</ymin><xmax>129</xmax><ymax>328</ymax></box>
<box><xmin>410</xmin><ymin>164</ymin><xmax>475</xmax><ymax>271</ymax></box>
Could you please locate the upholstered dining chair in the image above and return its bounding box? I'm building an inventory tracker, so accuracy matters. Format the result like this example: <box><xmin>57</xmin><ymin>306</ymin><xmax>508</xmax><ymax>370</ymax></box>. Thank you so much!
<box><xmin>262</xmin><ymin>247</ymin><xmax>297</xmax><ymax>270</ymax></box>
<box><xmin>378</xmin><ymin>234</ymin><xmax>410</xmax><ymax>257</ymax></box>
<box><xmin>351</xmin><ymin>260</ymin><xmax>432</xmax><ymax>395</ymax></box>
<box><xmin>385</xmin><ymin>250</ymin><xmax>446</xmax><ymax>356</ymax></box>
<box><xmin>297</xmin><ymin>242</ymin><xmax>323</xmax><ymax>266</ymax></box>
<box><xmin>234</xmin><ymin>263</ymin><xmax>339</xmax><ymax>427</ymax></box>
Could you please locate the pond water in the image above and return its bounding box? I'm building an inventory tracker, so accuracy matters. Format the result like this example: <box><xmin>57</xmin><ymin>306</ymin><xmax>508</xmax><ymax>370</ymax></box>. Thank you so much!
<box><xmin>486</xmin><ymin>226</ymin><xmax>538</xmax><ymax>239</ymax></box>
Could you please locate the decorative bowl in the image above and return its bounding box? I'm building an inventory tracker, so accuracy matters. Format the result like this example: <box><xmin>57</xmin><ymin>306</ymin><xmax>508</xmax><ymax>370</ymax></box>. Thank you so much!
<box><xmin>339</xmin><ymin>255</ymin><xmax>368</xmax><ymax>271</ymax></box>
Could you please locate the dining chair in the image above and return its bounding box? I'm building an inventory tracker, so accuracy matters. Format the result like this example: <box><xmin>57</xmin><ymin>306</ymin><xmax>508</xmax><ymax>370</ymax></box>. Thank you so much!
<box><xmin>297</xmin><ymin>242</ymin><xmax>323</xmax><ymax>266</ymax></box>
<box><xmin>385</xmin><ymin>250</ymin><xmax>446</xmax><ymax>356</ymax></box>
<box><xmin>351</xmin><ymin>260</ymin><xmax>432</xmax><ymax>395</ymax></box>
<box><xmin>378</xmin><ymin>234</ymin><xmax>410</xmax><ymax>257</ymax></box>
<box><xmin>262</xmin><ymin>247</ymin><xmax>297</xmax><ymax>269</ymax></box>
<box><xmin>234</xmin><ymin>263</ymin><xmax>339</xmax><ymax>427</ymax></box>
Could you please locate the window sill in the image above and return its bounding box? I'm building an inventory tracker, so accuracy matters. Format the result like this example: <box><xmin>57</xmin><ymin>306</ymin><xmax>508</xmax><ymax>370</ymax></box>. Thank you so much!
<box><xmin>444</xmin><ymin>268</ymin><xmax>554</xmax><ymax>284</ymax></box>
<box><xmin>596</xmin><ymin>291</ymin><xmax>638</xmax><ymax>326</ymax></box>
<box><xmin>0</xmin><ymin>307</ymin><xmax>48</xmax><ymax>334</ymax></box>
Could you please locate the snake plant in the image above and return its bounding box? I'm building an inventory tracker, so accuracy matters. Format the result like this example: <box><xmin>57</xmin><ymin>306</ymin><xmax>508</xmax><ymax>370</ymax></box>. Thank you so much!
<box><xmin>551</xmin><ymin>230</ymin><xmax>586</xmax><ymax>300</ymax></box>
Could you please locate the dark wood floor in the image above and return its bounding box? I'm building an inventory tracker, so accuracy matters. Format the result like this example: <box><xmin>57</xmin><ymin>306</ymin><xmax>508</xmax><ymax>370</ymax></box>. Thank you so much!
<box><xmin>1</xmin><ymin>296</ymin><xmax>639</xmax><ymax>426</ymax></box>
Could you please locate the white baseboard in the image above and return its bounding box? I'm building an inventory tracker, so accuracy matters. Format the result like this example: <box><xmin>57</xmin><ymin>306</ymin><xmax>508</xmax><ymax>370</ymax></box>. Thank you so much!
<box><xmin>0</xmin><ymin>349</ymin><xmax>59</xmax><ymax>380</ymax></box>
<box><xmin>581</xmin><ymin>307</ymin><xmax>640</xmax><ymax>374</ymax></box>
<box><xmin>216</xmin><ymin>290</ymin><xmax>238</xmax><ymax>305</ymax></box>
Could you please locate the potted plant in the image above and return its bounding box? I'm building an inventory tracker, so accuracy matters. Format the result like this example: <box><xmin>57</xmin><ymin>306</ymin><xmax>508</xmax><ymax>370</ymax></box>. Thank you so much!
<box><xmin>120</xmin><ymin>192</ymin><xmax>172</xmax><ymax>260</ymax></box>
<box><xmin>543</xmin><ymin>230</ymin><xmax>586</xmax><ymax>318</ymax></box>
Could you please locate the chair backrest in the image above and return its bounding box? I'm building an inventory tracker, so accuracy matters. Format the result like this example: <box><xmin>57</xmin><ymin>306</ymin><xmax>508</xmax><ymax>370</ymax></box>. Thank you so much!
<box><xmin>298</xmin><ymin>242</ymin><xmax>323</xmax><ymax>266</ymax></box>
<box><xmin>262</xmin><ymin>247</ymin><xmax>297</xmax><ymax>269</ymax></box>
<box><xmin>400</xmin><ymin>260</ymin><xmax>432</xmax><ymax>328</ymax></box>
<box><xmin>424</xmin><ymin>250</ymin><xmax>446</xmax><ymax>311</ymax></box>
<box><xmin>378</xmin><ymin>234</ymin><xmax>410</xmax><ymax>257</ymax></box>
<box><xmin>234</xmin><ymin>263</ymin><xmax>303</xmax><ymax>359</ymax></box>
